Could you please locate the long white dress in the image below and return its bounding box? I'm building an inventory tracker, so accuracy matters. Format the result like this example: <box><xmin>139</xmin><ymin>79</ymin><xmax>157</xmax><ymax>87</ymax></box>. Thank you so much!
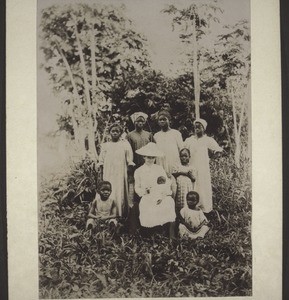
<box><xmin>99</xmin><ymin>140</ymin><xmax>134</xmax><ymax>217</ymax></box>
<box><xmin>134</xmin><ymin>164</ymin><xmax>176</xmax><ymax>227</ymax></box>
<box><xmin>184</xmin><ymin>135</ymin><xmax>222</xmax><ymax>213</ymax></box>
<box><xmin>153</xmin><ymin>129</ymin><xmax>183</xmax><ymax>176</ymax></box>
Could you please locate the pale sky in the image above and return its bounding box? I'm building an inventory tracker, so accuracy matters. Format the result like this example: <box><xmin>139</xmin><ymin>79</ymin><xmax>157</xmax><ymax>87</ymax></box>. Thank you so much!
<box><xmin>38</xmin><ymin>0</ymin><xmax>250</xmax><ymax>135</ymax></box>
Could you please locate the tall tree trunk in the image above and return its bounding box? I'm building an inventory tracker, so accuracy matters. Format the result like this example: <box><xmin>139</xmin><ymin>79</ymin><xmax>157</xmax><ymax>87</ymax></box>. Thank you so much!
<box><xmin>192</xmin><ymin>8</ymin><xmax>200</xmax><ymax>119</ymax></box>
<box><xmin>90</xmin><ymin>25</ymin><xmax>101</xmax><ymax>149</ymax></box>
<box><xmin>230</xmin><ymin>81</ymin><xmax>241</xmax><ymax>168</ymax></box>
<box><xmin>73</xmin><ymin>19</ymin><xmax>99</xmax><ymax>162</ymax></box>
<box><xmin>55</xmin><ymin>42</ymin><xmax>87</xmax><ymax>158</ymax></box>
<box><xmin>90</xmin><ymin>26</ymin><xmax>98</xmax><ymax>106</ymax></box>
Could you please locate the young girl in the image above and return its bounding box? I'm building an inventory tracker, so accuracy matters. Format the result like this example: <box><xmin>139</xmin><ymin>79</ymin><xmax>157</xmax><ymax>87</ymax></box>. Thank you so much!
<box><xmin>179</xmin><ymin>191</ymin><xmax>210</xmax><ymax>239</ymax></box>
<box><xmin>99</xmin><ymin>123</ymin><xmax>135</xmax><ymax>217</ymax></box>
<box><xmin>172</xmin><ymin>148</ymin><xmax>196</xmax><ymax>212</ymax></box>
<box><xmin>134</xmin><ymin>143</ymin><xmax>176</xmax><ymax>237</ymax></box>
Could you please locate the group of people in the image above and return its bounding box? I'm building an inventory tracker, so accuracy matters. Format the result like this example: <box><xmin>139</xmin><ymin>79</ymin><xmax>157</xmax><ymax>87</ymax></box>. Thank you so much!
<box><xmin>87</xmin><ymin>110</ymin><xmax>223</xmax><ymax>239</ymax></box>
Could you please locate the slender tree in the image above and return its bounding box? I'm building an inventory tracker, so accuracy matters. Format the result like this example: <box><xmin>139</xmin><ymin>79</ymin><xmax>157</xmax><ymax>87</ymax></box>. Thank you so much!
<box><xmin>217</xmin><ymin>21</ymin><xmax>251</xmax><ymax>166</ymax></box>
<box><xmin>163</xmin><ymin>1</ymin><xmax>223</xmax><ymax>119</ymax></box>
<box><xmin>39</xmin><ymin>4</ymin><xmax>150</xmax><ymax>160</ymax></box>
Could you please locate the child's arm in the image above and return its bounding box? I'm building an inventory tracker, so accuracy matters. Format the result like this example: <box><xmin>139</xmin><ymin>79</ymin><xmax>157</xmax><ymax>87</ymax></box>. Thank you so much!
<box><xmin>178</xmin><ymin>211</ymin><xmax>196</xmax><ymax>232</ymax></box>
<box><xmin>187</xmin><ymin>170</ymin><xmax>196</xmax><ymax>182</ymax></box>
<box><xmin>172</xmin><ymin>169</ymin><xmax>189</xmax><ymax>177</ymax></box>
<box><xmin>193</xmin><ymin>219</ymin><xmax>209</xmax><ymax>232</ymax></box>
<box><xmin>172</xmin><ymin>165</ymin><xmax>188</xmax><ymax>178</ymax></box>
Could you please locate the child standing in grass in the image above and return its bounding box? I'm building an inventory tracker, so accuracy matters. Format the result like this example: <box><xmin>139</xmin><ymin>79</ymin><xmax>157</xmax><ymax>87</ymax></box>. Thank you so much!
<box><xmin>99</xmin><ymin>123</ymin><xmax>135</xmax><ymax>217</ymax></box>
<box><xmin>179</xmin><ymin>191</ymin><xmax>210</xmax><ymax>239</ymax></box>
<box><xmin>86</xmin><ymin>181</ymin><xmax>117</xmax><ymax>230</ymax></box>
<box><xmin>172</xmin><ymin>148</ymin><xmax>196</xmax><ymax>212</ymax></box>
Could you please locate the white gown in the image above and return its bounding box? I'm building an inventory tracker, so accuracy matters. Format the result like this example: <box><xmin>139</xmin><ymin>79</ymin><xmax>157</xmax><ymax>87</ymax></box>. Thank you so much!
<box><xmin>184</xmin><ymin>135</ymin><xmax>222</xmax><ymax>213</ymax></box>
<box><xmin>99</xmin><ymin>140</ymin><xmax>134</xmax><ymax>217</ymax></box>
<box><xmin>154</xmin><ymin>129</ymin><xmax>183</xmax><ymax>176</ymax></box>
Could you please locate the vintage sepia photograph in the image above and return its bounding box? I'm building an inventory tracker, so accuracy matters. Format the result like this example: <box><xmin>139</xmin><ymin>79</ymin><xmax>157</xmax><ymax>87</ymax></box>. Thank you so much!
<box><xmin>38</xmin><ymin>0</ymin><xmax>251</xmax><ymax>298</ymax></box>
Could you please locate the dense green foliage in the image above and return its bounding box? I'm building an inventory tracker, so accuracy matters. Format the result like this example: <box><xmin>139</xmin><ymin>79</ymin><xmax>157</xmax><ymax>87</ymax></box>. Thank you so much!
<box><xmin>39</xmin><ymin>154</ymin><xmax>251</xmax><ymax>298</ymax></box>
<box><xmin>39</xmin><ymin>3</ymin><xmax>250</xmax><ymax>161</ymax></box>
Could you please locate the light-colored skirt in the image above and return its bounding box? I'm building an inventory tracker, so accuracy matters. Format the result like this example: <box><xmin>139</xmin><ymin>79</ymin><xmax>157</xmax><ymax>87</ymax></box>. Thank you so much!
<box><xmin>139</xmin><ymin>195</ymin><xmax>176</xmax><ymax>228</ymax></box>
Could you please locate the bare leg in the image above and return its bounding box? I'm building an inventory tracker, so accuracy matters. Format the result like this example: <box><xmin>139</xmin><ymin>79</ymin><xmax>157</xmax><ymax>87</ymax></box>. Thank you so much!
<box><xmin>169</xmin><ymin>221</ymin><xmax>176</xmax><ymax>240</ymax></box>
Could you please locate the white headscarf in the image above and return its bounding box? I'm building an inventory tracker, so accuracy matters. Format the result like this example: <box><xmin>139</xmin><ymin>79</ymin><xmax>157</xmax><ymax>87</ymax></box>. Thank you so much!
<box><xmin>130</xmin><ymin>112</ymin><xmax>148</xmax><ymax>123</ymax></box>
<box><xmin>193</xmin><ymin>118</ymin><xmax>208</xmax><ymax>130</ymax></box>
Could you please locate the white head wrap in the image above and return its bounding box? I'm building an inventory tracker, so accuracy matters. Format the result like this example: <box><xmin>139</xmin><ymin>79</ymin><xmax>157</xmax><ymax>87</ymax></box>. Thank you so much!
<box><xmin>130</xmin><ymin>112</ymin><xmax>148</xmax><ymax>124</ymax></box>
<box><xmin>193</xmin><ymin>118</ymin><xmax>208</xmax><ymax>130</ymax></box>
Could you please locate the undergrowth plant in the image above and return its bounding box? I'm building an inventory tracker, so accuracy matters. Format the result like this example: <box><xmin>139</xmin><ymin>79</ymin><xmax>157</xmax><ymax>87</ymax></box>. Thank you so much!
<box><xmin>39</xmin><ymin>154</ymin><xmax>252</xmax><ymax>298</ymax></box>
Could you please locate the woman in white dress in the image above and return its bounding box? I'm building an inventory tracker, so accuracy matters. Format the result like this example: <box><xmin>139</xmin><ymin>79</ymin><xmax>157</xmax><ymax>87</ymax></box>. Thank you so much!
<box><xmin>134</xmin><ymin>143</ymin><xmax>176</xmax><ymax>237</ymax></box>
<box><xmin>153</xmin><ymin>110</ymin><xmax>183</xmax><ymax>197</ymax></box>
<box><xmin>184</xmin><ymin>119</ymin><xmax>223</xmax><ymax>213</ymax></box>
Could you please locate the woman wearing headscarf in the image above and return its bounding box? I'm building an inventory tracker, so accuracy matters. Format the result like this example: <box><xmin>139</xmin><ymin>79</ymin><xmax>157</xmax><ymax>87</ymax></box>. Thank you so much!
<box><xmin>184</xmin><ymin>118</ymin><xmax>223</xmax><ymax>214</ymax></box>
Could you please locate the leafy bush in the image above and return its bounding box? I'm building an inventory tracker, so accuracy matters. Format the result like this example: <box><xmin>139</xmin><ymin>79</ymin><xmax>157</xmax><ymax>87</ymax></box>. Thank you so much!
<box><xmin>39</xmin><ymin>154</ymin><xmax>251</xmax><ymax>298</ymax></box>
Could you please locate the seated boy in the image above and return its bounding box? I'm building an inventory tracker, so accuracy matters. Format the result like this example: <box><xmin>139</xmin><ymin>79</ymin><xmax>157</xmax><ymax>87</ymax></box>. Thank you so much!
<box><xmin>179</xmin><ymin>191</ymin><xmax>210</xmax><ymax>239</ymax></box>
<box><xmin>86</xmin><ymin>181</ymin><xmax>117</xmax><ymax>231</ymax></box>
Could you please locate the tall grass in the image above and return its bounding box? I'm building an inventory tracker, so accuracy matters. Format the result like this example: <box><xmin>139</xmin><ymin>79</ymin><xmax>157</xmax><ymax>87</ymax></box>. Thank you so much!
<box><xmin>39</xmin><ymin>154</ymin><xmax>251</xmax><ymax>298</ymax></box>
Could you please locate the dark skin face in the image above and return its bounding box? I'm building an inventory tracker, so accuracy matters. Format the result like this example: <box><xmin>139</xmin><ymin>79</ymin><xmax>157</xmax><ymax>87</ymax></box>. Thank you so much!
<box><xmin>110</xmin><ymin>127</ymin><xmax>122</xmax><ymax>142</ymax></box>
<box><xmin>194</xmin><ymin>122</ymin><xmax>204</xmax><ymax>137</ymax></box>
<box><xmin>134</xmin><ymin>117</ymin><xmax>145</xmax><ymax>131</ymax></box>
<box><xmin>180</xmin><ymin>150</ymin><xmax>190</xmax><ymax>165</ymax></box>
<box><xmin>186</xmin><ymin>194</ymin><xmax>199</xmax><ymax>209</ymax></box>
<box><xmin>98</xmin><ymin>185</ymin><xmax>112</xmax><ymax>201</ymax></box>
<box><xmin>158</xmin><ymin>116</ymin><xmax>170</xmax><ymax>131</ymax></box>
<box><xmin>157</xmin><ymin>176</ymin><xmax>166</xmax><ymax>184</ymax></box>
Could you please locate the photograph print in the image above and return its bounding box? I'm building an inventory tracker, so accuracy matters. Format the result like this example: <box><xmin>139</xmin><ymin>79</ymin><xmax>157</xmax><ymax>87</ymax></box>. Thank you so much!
<box><xmin>38</xmin><ymin>0</ymin><xmax>251</xmax><ymax>298</ymax></box>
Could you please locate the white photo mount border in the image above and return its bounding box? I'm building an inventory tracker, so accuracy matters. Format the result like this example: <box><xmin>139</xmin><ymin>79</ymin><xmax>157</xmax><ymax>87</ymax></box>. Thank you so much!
<box><xmin>7</xmin><ymin>0</ymin><xmax>282</xmax><ymax>299</ymax></box>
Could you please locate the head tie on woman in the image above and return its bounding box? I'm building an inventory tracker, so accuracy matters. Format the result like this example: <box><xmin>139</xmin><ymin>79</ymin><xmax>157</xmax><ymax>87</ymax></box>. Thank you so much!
<box><xmin>158</xmin><ymin>110</ymin><xmax>171</xmax><ymax>121</ymax></box>
<box><xmin>193</xmin><ymin>118</ymin><xmax>207</xmax><ymax>130</ymax></box>
<box><xmin>109</xmin><ymin>122</ymin><xmax>123</xmax><ymax>133</ymax></box>
<box><xmin>130</xmin><ymin>112</ymin><xmax>148</xmax><ymax>123</ymax></box>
